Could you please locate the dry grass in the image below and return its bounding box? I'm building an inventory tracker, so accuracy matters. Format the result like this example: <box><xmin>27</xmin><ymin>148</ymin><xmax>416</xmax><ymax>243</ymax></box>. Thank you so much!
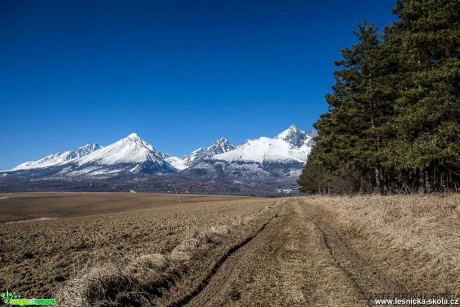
<box><xmin>305</xmin><ymin>194</ymin><xmax>460</xmax><ymax>296</ymax></box>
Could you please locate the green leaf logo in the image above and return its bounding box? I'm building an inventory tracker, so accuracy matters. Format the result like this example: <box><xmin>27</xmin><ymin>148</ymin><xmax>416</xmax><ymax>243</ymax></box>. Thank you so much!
<box><xmin>1</xmin><ymin>290</ymin><xmax>21</xmax><ymax>305</ymax></box>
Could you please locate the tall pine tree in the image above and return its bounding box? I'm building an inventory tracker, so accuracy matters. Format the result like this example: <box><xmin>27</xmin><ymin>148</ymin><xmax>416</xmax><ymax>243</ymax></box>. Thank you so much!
<box><xmin>298</xmin><ymin>0</ymin><xmax>460</xmax><ymax>194</ymax></box>
<box><xmin>384</xmin><ymin>0</ymin><xmax>460</xmax><ymax>192</ymax></box>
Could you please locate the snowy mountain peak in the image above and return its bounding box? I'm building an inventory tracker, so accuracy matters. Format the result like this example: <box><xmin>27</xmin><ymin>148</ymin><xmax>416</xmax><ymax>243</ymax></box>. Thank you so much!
<box><xmin>275</xmin><ymin>125</ymin><xmax>310</xmax><ymax>147</ymax></box>
<box><xmin>77</xmin><ymin>133</ymin><xmax>158</xmax><ymax>167</ymax></box>
<box><xmin>50</xmin><ymin>133</ymin><xmax>176</xmax><ymax>176</ymax></box>
<box><xmin>117</xmin><ymin>133</ymin><xmax>154</xmax><ymax>151</ymax></box>
<box><xmin>127</xmin><ymin>133</ymin><xmax>139</xmax><ymax>138</ymax></box>
<box><xmin>216</xmin><ymin>137</ymin><xmax>228</xmax><ymax>142</ymax></box>
<box><xmin>208</xmin><ymin>137</ymin><xmax>234</xmax><ymax>155</ymax></box>
<box><xmin>276</xmin><ymin>124</ymin><xmax>302</xmax><ymax>138</ymax></box>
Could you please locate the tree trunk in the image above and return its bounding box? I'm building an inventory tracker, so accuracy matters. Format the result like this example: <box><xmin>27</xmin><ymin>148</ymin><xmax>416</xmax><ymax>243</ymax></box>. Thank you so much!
<box><xmin>440</xmin><ymin>168</ymin><xmax>446</xmax><ymax>191</ymax></box>
<box><xmin>419</xmin><ymin>166</ymin><xmax>425</xmax><ymax>193</ymax></box>
<box><xmin>424</xmin><ymin>166</ymin><xmax>430</xmax><ymax>193</ymax></box>
<box><xmin>375</xmin><ymin>166</ymin><xmax>382</xmax><ymax>194</ymax></box>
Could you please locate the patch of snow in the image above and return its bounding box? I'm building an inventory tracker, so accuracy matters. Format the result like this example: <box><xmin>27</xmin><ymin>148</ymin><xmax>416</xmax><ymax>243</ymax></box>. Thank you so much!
<box><xmin>164</xmin><ymin>156</ymin><xmax>188</xmax><ymax>171</ymax></box>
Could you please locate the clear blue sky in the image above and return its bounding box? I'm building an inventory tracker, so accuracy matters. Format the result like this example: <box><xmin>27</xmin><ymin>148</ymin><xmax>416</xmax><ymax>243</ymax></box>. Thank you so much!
<box><xmin>1</xmin><ymin>0</ymin><xmax>396</xmax><ymax>169</ymax></box>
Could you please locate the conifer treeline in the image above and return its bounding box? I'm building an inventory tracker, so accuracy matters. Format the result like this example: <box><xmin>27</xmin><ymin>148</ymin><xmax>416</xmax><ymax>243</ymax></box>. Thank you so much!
<box><xmin>298</xmin><ymin>0</ymin><xmax>460</xmax><ymax>194</ymax></box>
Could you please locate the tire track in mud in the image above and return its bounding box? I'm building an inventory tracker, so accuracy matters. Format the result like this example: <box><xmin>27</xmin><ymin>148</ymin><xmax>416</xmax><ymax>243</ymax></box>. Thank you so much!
<box><xmin>168</xmin><ymin>203</ymin><xmax>285</xmax><ymax>307</ymax></box>
<box><xmin>314</xmin><ymin>218</ymin><xmax>403</xmax><ymax>306</ymax></box>
<box><xmin>315</xmin><ymin>221</ymin><xmax>370</xmax><ymax>306</ymax></box>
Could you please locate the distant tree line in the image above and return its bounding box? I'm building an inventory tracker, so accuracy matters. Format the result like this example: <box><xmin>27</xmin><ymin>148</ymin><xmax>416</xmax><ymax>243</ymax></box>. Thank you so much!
<box><xmin>298</xmin><ymin>0</ymin><xmax>460</xmax><ymax>194</ymax></box>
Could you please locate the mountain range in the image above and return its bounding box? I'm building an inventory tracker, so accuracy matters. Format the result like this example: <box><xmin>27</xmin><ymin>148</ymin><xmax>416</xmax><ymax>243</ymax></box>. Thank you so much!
<box><xmin>0</xmin><ymin>125</ymin><xmax>315</xmax><ymax>195</ymax></box>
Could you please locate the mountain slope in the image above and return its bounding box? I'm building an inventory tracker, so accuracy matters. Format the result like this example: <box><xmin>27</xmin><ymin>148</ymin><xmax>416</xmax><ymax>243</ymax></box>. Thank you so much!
<box><xmin>10</xmin><ymin>144</ymin><xmax>102</xmax><ymax>171</ymax></box>
<box><xmin>166</xmin><ymin>137</ymin><xmax>234</xmax><ymax>170</ymax></box>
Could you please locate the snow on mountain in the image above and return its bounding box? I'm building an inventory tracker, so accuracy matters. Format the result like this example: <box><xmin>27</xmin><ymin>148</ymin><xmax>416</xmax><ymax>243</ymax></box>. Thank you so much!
<box><xmin>213</xmin><ymin>125</ymin><xmax>314</xmax><ymax>164</ymax></box>
<box><xmin>166</xmin><ymin>137</ymin><xmax>235</xmax><ymax>170</ymax></box>
<box><xmin>182</xmin><ymin>147</ymin><xmax>207</xmax><ymax>167</ymax></box>
<box><xmin>10</xmin><ymin>143</ymin><xmax>102</xmax><ymax>171</ymax></box>
<box><xmin>275</xmin><ymin>124</ymin><xmax>315</xmax><ymax>147</ymax></box>
<box><xmin>184</xmin><ymin>137</ymin><xmax>235</xmax><ymax>166</ymax></box>
<box><xmin>76</xmin><ymin>133</ymin><xmax>154</xmax><ymax>165</ymax></box>
<box><xmin>163</xmin><ymin>155</ymin><xmax>188</xmax><ymax>171</ymax></box>
<box><xmin>207</xmin><ymin>137</ymin><xmax>235</xmax><ymax>155</ymax></box>
<box><xmin>67</xmin><ymin>133</ymin><xmax>175</xmax><ymax>175</ymax></box>
<box><xmin>182</xmin><ymin>125</ymin><xmax>315</xmax><ymax>180</ymax></box>
<box><xmin>5</xmin><ymin>133</ymin><xmax>175</xmax><ymax>176</ymax></box>
<box><xmin>3</xmin><ymin>126</ymin><xmax>315</xmax><ymax>181</ymax></box>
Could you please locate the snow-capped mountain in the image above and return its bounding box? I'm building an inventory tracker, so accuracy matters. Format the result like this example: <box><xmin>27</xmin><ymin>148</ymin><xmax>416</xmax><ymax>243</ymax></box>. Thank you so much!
<box><xmin>213</xmin><ymin>125</ymin><xmax>314</xmax><ymax>164</ymax></box>
<box><xmin>3</xmin><ymin>133</ymin><xmax>175</xmax><ymax>177</ymax></box>
<box><xmin>10</xmin><ymin>143</ymin><xmax>102</xmax><ymax>171</ymax></box>
<box><xmin>183</xmin><ymin>125</ymin><xmax>315</xmax><ymax>179</ymax></box>
<box><xmin>65</xmin><ymin>133</ymin><xmax>175</xmax><ymax>176</ymax></box>
<box><xmin>165</xmin><ymin>137</ymin><xmax>234</xmax><ymax>170</ymax></box>
<box><xmin>275</xmin><ymin>124</ymin><xmax>316</xmax><ymax>147</ymax></box>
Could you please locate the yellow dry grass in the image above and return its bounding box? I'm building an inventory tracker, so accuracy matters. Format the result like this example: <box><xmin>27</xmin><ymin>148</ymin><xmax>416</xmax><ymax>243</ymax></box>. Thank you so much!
<box><xmin>305</xmin><ymin>194</ymin><xmax>460</xmax><ymax>296</ymax></box>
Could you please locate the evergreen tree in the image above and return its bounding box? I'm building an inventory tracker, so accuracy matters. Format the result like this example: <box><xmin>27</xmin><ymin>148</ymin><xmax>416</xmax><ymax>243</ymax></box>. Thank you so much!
<box><xmin>384</xmin><ymin>0</ymin><xmax>460</xmax><ymax>191</ymax></box>
<box><xmin>298</xmin><ymin>0</ymin><xmax>460</xmax><ymax>194</ymax></box>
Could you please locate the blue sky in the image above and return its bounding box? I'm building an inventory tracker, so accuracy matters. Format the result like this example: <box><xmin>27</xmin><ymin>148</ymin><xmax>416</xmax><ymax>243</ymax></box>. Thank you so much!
<box><xmin>1</xmin><ymin>0</ymin><xmax>395</xmax><ymax>169</ymax></box>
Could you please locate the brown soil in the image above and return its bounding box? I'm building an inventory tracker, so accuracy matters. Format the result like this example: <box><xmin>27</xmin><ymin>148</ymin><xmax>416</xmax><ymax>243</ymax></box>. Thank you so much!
<box><xmin>0</xmin><ymin>192</ymin><xmax>250</xmax><ymax>223</ymax></box>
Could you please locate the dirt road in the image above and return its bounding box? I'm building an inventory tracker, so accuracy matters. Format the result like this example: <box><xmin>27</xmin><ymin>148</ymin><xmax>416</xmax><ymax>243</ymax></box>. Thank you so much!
<box><xmin>172</xmin><ymin>199</ymin><xmax>403</xmax><ymax>307</ymax></box>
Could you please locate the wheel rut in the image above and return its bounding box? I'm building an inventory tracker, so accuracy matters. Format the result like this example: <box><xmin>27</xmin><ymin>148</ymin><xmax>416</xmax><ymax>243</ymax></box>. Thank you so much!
<box><xmin>168</xmin><ymin>204</ymin><xmax>284</xmax><ymax>307</ymax></box>
<box><xmin>314</xmin><ymin>215</ymin><xmax>404</xmax><ymax>306</ymax></box>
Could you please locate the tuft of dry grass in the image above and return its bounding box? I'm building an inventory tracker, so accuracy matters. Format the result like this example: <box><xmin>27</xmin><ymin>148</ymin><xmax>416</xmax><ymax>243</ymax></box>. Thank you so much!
<box><xmin>56</xmin><ymin>262</ymin><xmax>129</xmax><ymax>306</ymax></box>
<box><xmin>306</xmin><ymin>194</ymin><xmax>460</xmax><ymax>296</ymax></box>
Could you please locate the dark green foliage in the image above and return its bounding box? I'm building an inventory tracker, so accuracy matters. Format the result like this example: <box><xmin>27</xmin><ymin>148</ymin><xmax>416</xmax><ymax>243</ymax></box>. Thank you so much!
<box><xmin>298</xmin><ymin>0</ymin><xmax>460</xmax><ymax>194</ymax></box>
